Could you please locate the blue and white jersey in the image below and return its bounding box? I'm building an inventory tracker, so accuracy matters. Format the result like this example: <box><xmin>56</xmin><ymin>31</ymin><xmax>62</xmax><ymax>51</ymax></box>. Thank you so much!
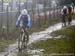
<box><xmin>16</xmin><ymin>14</ymin><xmax>31</xmax><ymax>28</ymax></box>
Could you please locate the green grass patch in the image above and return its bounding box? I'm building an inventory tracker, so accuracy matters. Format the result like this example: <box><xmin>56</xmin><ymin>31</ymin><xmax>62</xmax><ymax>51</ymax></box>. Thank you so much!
<box><xmin>0</xmin><ymin>31</ymin><xmax>17</xmax><ymax>52</ymax></box>
<box><xmin>0</xmin><ymin>38</ymin><xmax>15</xmax><ymax>52</ymax></box>
<box><xmin>51</xmin><ymin>25</ymin><xmax>75</xmax><ymax>37</ymax></box>
<box><xmin>32</xmin><ymin>25</ymin><xmax>75</xmax><ymax>54</ymax></box>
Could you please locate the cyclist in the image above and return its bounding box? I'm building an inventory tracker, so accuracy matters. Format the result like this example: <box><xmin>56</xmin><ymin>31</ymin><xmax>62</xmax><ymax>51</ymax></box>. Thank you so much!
<box><xmin>16</xmin><ymin>9</ymin><xmax>31</xmax><ymax>43</ymax></box>
<box><xmin>67</xmin><ymin>5</ymin><xmax>74</xmax><ymax>25</ymax></box>
<box><xmin>61</xmin><ymin>6</ymin><xmax>68</xmax><ymax>27</ymax></box>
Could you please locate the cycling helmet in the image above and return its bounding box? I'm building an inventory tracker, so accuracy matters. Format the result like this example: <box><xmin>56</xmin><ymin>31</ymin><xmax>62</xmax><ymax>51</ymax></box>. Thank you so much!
<box><xmin>21</xmin><ymin>9</ymin><xmax>28</xmax><ymax>15</ymax></box>
<box><xmin>63</xmin><ymin>6</ymin><xmax>67</xmax><ymax>9</ymax></box>
<box><xmin>71</xmin><ymin>3</ymin><xmax>74</xmax><ymax>6</ymax></box>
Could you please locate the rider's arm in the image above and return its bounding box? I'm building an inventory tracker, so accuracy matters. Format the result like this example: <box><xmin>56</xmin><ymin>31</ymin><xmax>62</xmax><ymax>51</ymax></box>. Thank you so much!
<box><xmin>16</xmin><ymin>14</ymin><xmax>21</xmax><ymax>27</ymax></box>
<box><xmin>61</xmin><ymin>9</ymin><xmax>64</xmax><ymax>15</ymax></box>
<box><xmin>67</xmin><ymin>8</ymin><xmax>69</xmax><ymax>14</ymax></box>
<box><xmin>27</xmin><ymin>15</ymin><xmax>31</xmax><ymax>28</ymax></box>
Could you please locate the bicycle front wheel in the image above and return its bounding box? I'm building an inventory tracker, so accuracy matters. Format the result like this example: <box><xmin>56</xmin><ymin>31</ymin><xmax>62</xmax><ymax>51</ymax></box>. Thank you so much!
<box><xmin>18</xmin><ymin>32</ymin><xmax>24</xmax><ymax>51</ymax></box>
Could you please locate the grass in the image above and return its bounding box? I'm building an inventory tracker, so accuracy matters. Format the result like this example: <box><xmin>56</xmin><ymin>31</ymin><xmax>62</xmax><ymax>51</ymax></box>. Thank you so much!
<box><xmin>0</xmin><ymin>31</ymin><xmax>17</xmax><ymax>52</ymax></box>
<box><xmin>51</xmin><ymin>25</ymin><xmax>75</xmax><ymax>37</ymax></box>
<box><xmin>0</xmin><ymin>38</ymin><xmax>15</xmax><ymax>52</ymax></box>
<box><xmin>32</xmin><ymin>25</ymin><xmax>75</xmax><ymax>54</ymax></box>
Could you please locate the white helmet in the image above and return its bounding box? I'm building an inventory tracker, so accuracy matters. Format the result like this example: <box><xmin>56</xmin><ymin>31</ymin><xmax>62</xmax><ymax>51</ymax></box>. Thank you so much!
<box><xmin>63</xmin><ymin>6</ymin><xmax>67</xmax><ymax>9</ymax></box>
<box><xmin>21</xmin><ymin>9</ymin><xmax>28</xmax><ymax>15</ymax></box>
<box><xmin>71</xmin><ymin>3</ymin><xmax>74</xmax><ymax>6</ymax></box>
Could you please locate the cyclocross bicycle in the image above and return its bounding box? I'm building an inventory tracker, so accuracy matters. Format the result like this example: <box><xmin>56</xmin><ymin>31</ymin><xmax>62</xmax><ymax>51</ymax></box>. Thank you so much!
<box><xmin>18</xmin><ymin>28</ymin><xmax>28</xmax><ymax>51</ymax></box>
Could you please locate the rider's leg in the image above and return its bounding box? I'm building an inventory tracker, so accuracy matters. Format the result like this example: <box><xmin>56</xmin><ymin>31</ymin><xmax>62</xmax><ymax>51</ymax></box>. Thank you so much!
<box><xmin>62</xmin><ymin>15</ymin><xmax>66</xmax><ymax>27</ymax></box>
<box><xmin>62</xmin><ymin>15</ymin><xmax>64</xmax><ymax>27</ymax></box>
<box><xmin>24</xmin><ymin>27</ymin><xmax>29</xmax><ymax>43</ymax></box>
<box><xmin>68</xmin><ymin>15</ymin><xmax>72</xmax><ymax>25</ymax></box>
<box><xmin>18</xmin><ymin>23</ymin><xmax>23</xmax><ymax>32</ymax></box>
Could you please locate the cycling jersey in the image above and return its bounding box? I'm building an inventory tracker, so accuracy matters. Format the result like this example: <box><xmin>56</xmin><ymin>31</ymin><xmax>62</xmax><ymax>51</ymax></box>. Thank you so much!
<box><xmin>16</xmin><ymin>14</ymin><xmax>31</xmax><ymax>28</ymax></box>
<box><xmin>68</xmin><ymin>6</ymin><xmax>74</xmax><ymax>16</ymax></box>
<box><xmin>61</xmin><ymin>8</ymin><xmax>68</xmax><ymax>16</ymax></box>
